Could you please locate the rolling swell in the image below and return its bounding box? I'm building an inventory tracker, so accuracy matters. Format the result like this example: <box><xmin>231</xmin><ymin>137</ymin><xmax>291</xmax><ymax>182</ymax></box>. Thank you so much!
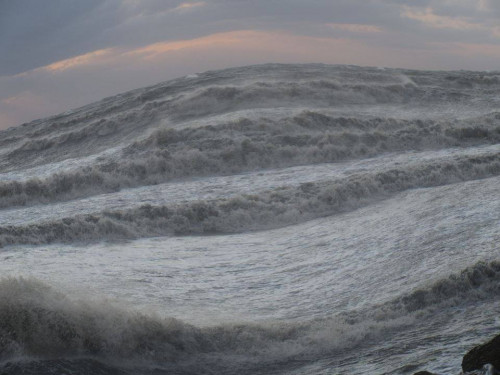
<box><xmin>0</xmin><ymin>278</ymin><xmax>361</xmax><ymax>374</ymax></box>
<box><xmin>1</xmin><ymin>111</ymin><xmax>500</xmax><ymax>210</ymax></box>
<box><xmin>353</xmin><ymin>260</ymin><xmax>500</xmax><ymax>323</ymax></box>
<box><xmin>1</xmin><ymin>64</ymin><xmax>498</xmax><ymax>166</ymax></box>
<box><xmin>1</xmin><ymin>260</ymin><xmax>500</xmax><ymax>374</ymax></box>
<box><xmin>392</xmin><ymin>261</ymin><xmax>500</xmax><ymax>313</ymax></box>
<box><xmin>2</xmin><ymin>64</ymin><xmax>500</xmax><ymax>210</ymax></box>
<box><xmin>1</xmin><ymin>151</ymin><xmax>500</xmax><ymax>247</ymax></box>
<box><xmin>165</xmin><ymin>80</ymin><xmax>421</xmax><ymax>121</ymax></box>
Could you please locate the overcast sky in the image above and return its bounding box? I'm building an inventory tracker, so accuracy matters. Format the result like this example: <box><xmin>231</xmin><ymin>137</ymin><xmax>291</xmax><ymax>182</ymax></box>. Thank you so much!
<box><xmin>1</xmin><ymin>0</ymin><xmax>500</xmax><ymax>129</ymax></box>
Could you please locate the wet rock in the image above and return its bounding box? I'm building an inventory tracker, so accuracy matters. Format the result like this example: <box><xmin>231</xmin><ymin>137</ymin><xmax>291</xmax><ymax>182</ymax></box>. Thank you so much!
<box><xmin>463</xmin><ymin>334</ymin><xmax>500</xmax><ymax>372</ymax></box>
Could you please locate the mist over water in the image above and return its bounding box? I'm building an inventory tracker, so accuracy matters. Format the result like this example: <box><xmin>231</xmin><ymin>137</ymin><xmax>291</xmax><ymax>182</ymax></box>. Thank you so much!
<box><xmin>1</xmin><ymin>64</ymin><xmax>500</xmax><ymax>374</ymax></box>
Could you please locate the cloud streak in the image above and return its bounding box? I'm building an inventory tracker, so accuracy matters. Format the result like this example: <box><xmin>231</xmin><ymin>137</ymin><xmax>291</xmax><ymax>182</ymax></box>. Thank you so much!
<box><xmin>44</xmin><ymin>49</ymin><xmax>113</xmax><ymax>72</ymax></box>
<box><xmin>327</xmin><ymin>23</ymin><xmax>383</xmax><ymax>34</ymax></box>
<box><xmin>173</xmin><ymin>1</ymin><xmax>206</xmax><ymax>11</ymax></box>
<box><xmin>402</xmin><ymin>6</ymin><xmax>483</xmax><ymax>30</ymax></box>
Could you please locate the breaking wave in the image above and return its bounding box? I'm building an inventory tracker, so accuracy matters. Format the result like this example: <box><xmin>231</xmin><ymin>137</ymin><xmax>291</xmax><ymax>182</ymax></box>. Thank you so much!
<box><xmin>2</xmin><ymin>64</ymin><xmax>499</xmax><ymax>167</ymax></box>
<box><xmin>381</xmin><ymin>260</ymin><xmax>500</xmax><ymax>315</ymax></box>
<box><xmin>0</xmin><ymin>278</ymin><xmax>405</xmax><ymax>374</ymax></box>
<box><xmin>2</xmin><ymin>111</ymin><xmax>500</xmax><ymax>209</ymax></box>
<box><xmin>1</xmin><ymin>151</ymin><xmax>500</xmax><ymax>247</ymax></box>
<box><xmin>1</xmin><ymin>259</ymin><xmax>499</xmax><ymax>374</ymax></box>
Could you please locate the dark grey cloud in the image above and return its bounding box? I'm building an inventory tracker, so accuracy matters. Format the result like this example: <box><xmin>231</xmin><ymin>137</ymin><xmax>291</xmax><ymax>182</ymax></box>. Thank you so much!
<box><xmin>0</xmin><ymin>0</ymin><xmax>109</xmax><ymax>75</ymax></box>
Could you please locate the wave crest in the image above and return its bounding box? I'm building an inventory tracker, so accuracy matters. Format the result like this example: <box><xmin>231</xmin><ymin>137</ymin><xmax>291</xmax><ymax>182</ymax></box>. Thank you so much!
<box><xmin>2</xmin><ymin>111</ymin><xmax>500</xmax><ymax>210</ymax></box>
<box><xmin>1</xmin><ymin>151</ymin><xmax>500</xmax><ymax>247</ymax></box>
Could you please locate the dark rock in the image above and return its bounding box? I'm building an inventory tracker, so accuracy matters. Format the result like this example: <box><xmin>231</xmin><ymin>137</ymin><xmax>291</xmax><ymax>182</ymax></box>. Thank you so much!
<box><xmin>463</xmin><ymin>334</ymin><xmax>500</xmax><ymax>372</ymax></box>
<box><xmin>413</xmin><ymin>371</ymin><xmax>436</xmax><ymax>375</ymax></box>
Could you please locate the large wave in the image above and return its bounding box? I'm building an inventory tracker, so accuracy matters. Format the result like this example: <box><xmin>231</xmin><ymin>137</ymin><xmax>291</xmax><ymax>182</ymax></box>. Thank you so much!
<box><xmin>1</xmin><ymin>151</ymin><xmax>499</xmax><ymax>247</ymax></box>
<box><xmin>1</xmin><ymin>260</ymin><xmax>499</xmax><ymax>374</ymax></box>
<box><xmin>0</xmin><ymin>277</ymin><xmax>387</xmax><ymax>374</ymax></box>
<box><xmin>1</xmin><ymin>111</ymin><xmax>500</xmax><ymax>210</ymax></box>
<box><xmin>1</xmin><ymin>63</ymin><xmax>499</xmax><ymax>168</ymax></box>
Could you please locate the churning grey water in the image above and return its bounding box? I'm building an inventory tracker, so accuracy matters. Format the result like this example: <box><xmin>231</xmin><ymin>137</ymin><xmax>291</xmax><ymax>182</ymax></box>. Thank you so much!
<box><xmin>1</xmin><ymin>64</ymin><xmax>500</xmax><ymax>374</ymax></box>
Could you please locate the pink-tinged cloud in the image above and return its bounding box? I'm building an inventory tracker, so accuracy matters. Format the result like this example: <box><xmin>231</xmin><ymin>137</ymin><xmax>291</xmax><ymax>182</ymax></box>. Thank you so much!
<box><xmin>41</xmin><ymin>31</ymin><xmax>300</xmax><ymax>73</ymax></box>
<box><xmin>44</xmin><ymin>49</ymin><xmax>113</xmax><ymax>72</ymax></box>
<box><xmin>402</xmin><ymin>7</ymin><xmax>483</xmax><ymax>30</ymax></box>
<box><xmin>327</xmin><ymin>23</ymin><xmax>383</xmax><ymax>34</ymax></box>
<box><xmin>34</xmin><ymin>30</ymin><xmax>400</xmax><ymax>73</ymax></box>
<box><xmin>34</xmin><ymin>30</ymin><xmax>385</xmax><ymax>74</ymax></box>
<box><xmin>2</xmin><ymin>28</ymin><xmax>500</xmax><ymax>129</ymax></box>
<box><xmin>173</xmin><ymin>1</ymin><xmax>206</xmax><ymax>12</ymax></box>
<box><xmin>123</xmin><ymin>30</ymin><xmax>254</xmax><ymax>61</ymax></box>
<box><xmin>0</xmin><ymin>30</ymin><xmax>404</xmax><ymax>128</ymax></box>
<box><xmin>401</xmin><ymin>6</ymin><xmax>500</xmax><ymax>39</ymax></box>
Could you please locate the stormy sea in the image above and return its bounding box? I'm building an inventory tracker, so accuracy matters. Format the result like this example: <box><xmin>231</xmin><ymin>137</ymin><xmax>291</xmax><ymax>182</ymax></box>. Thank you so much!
<box><xmin>1</xmin><ymin>63</ymin><xmax>500</xmax><ymax>374</ymax></box>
